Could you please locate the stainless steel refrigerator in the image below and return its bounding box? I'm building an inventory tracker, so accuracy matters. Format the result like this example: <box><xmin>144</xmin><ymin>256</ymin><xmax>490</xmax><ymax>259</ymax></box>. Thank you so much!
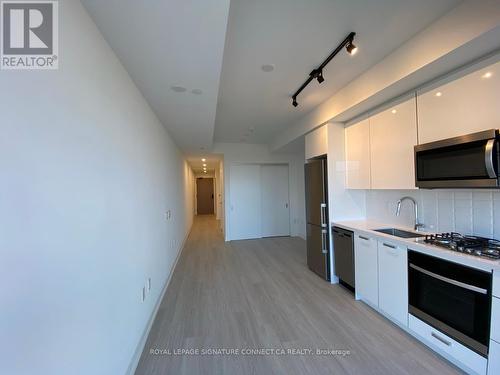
<box><xmin>305</xmin><ymin>157</ymin><xmax>330</xmax><ymax>281</ymax></box>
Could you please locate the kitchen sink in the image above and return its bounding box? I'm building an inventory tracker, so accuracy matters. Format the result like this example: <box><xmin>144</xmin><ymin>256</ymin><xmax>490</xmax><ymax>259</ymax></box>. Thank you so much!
<box><xmin>373</xmin><ymin>228</ymin><xmax>425</xmax><ymax>239</ymax></box>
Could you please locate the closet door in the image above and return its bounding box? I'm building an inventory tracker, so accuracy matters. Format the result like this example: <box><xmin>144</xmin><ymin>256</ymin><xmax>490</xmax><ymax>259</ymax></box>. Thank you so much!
<box><xmin>261</xmin><ymin>165</ymin><xmax>290</xmax><ymax>237</ymax></box>
<box><xmin>229</xmin><ymin>164</ymin><xmax>261</xmax><ymax>240</ymax></box>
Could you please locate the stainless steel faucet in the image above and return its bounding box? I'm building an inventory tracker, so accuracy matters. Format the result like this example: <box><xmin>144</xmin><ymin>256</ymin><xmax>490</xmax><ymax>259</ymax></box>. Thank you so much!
<box><xmin>396</xmin><ymin>196</ymin><xmax>424</xmax><ymax>231</ymax></box>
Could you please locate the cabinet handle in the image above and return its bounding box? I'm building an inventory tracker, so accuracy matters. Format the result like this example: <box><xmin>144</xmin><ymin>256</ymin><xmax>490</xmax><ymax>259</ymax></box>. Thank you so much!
<box><xmin>431</xmin><ymin>332</ymin><xmax>451</xmax><ymax>347</ymax></box>
<box><xmin>383</xmin><ymin>243</ymin><xmax>396</xmax><ymax>249</ymax></box>
<box><xmin>359</xmin><ymin>236</ymin><xmax>369</xmax><ymax>241</ymax></box>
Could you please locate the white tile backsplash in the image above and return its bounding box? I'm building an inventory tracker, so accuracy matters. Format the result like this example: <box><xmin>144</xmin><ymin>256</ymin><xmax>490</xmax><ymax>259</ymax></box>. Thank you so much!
<box><xmin>366</xmin><ymin>189</ymin><xmax>500</xmax><ymax>238</ymax></box>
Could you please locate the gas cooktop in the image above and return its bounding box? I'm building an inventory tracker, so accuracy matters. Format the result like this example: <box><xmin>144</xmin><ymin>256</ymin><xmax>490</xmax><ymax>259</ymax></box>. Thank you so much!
<box><xmin>421</xmin><ymin>232</ymin><xmax>500</xmax><ymax>260</ymax></box>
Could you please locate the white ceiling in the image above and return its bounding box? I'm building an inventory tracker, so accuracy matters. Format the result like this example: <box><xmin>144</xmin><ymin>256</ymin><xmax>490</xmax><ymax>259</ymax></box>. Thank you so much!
<box><xmin>214</xmin><ymin>0</ymin><xmax>460</xmax><ymax>144</ymax></box>
<box><xmin>81</xmin><ymin>0</ymin><xmax>461</xmax><ymax>157</ymax></box>
<box><xmin>81</xmin><ymin>0</ymin><xmax>230</xmax><ymax>154</ymax></box>
<box><xmin>187</xmin><ymin>155</ymin><xmax>222</xmax><ymax>174</ymax></box>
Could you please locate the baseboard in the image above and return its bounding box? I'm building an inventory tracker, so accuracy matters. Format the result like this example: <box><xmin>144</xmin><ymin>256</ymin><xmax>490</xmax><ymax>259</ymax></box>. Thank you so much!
<box><xmin>125</xmin><ymin>225</ymin><xmax>192</xmax><ymax>375</ymax></box>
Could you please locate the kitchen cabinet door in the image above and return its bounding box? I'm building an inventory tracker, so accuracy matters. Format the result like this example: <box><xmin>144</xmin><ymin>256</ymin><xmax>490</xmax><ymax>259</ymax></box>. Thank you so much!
<box><xmin>354</xmin><ymin>233</ymin><xmax>378</xmax><ymax>307</ymax></box>
<box><xmin>417</xmin><ymin>60</ymin><xmax>500</xmax><ymax>144</ymax></box>
<box><xmin>488</xmin><ymin>340</ymin><xmax>500</xmax><ymax>375</ymax></box>
<box><xmin>345</xmin><ymin>119</ymin><xmax>371</xmax><ymax>189</ymax></box>
<box><xmin>370</xmin><ymin>97</ymin><xmax>418</xmax><ymax>189</ymax></box>
<box><xmin>378</xmin><ymin>240</ymin><xmax>408</xmax><ymax>326</ymax></box>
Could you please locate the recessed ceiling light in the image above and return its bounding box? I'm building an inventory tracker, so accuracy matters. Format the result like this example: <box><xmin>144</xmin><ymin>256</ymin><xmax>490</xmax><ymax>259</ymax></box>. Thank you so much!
<box><xmin>170</xmin><ymin>86</ymin><xmax>187</xmax><ymax>93</ymax></box>
<box><xmin>201</xmin><ymin>158</ymin><xmax>206</xmax><ymax>162</ymax></box>
<box><xmin>391</xmin><ymin>109</ymin><xmax>397</xmax><ymax>114</ymax></box>
<box><xmin>203</xmin><ymin>164</ymin><xmax>207</xmax><ymax>167</ymax></box>
<box><xmin>191</xmin><ymin>89</ymin><xmax>203</xmax><ymax>95</ymax></box>
<box><xmin>435</xmin><ymin>92</ymin><xmax>442</xmax><ymax>97</ymax></box>
<box><xmin>261</xmin><ymin>64</ymin><xmax>275</xmax><ymax>72</ymax></box>
<box><xmin>204</xmin><ymin>171</ymin><xmax>207</xmax><ymax>173</ymax></box>
<box><xmin>482</xmin><ymin>72</ymin><xmax>493</xmax><ymax>79</ymax></box>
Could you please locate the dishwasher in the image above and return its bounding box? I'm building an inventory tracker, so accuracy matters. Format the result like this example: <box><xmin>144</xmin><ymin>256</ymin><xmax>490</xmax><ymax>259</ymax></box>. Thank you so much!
<box><xmin>332</xmin><ymin>227</ymin><xmax>355</xmax><ymax>290</ymax></box>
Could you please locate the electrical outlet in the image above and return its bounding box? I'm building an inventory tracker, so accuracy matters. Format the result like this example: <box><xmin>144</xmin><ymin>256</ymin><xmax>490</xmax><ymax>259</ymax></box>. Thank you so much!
<box><xmin>142</xmin><ymin>286</ymin><xmax>146</xmax><ymax>302</ymax></box>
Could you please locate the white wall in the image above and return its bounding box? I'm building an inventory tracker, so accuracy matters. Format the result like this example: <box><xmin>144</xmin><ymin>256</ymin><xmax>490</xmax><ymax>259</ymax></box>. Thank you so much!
<box><xmin>213</xmin><ymin>143</ymin><xmax>306</xmax><ymax>240</ymax></box>
<box><xmin>0</xmin><ymin>2</ymin><xmax>194</xmax><ymax>375</ymax></box>
<box><xmin>366</xmin><ymin>190</ymin><xmax>500</xmax><ymax>239</ymax></box>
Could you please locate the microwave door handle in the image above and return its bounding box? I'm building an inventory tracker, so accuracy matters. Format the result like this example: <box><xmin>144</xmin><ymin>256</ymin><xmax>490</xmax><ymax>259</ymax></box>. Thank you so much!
<box><xmin>485</xmin><ymin>139</ymin><xmax>497</xmax><ymax>178</ymax></box>
<box><xmin>409</xmin><ymin>264</ymin><xmax>488</xmax><ymax>294</ymax></box>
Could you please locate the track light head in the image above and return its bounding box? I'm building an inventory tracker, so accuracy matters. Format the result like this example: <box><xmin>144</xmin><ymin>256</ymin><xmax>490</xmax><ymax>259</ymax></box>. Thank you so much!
<box><xmin>317</xmin><ymin>70</ymin><xmax>325</xmax><ymax>84</ymax></box>
<box><xmin>346</xmin><ymin>40</ymin><xmax>357</xmax><ymax>55</ymax></box>
<box><xmin>292</xmin><ymin>97</ymin><xmax>298</xmax><ymax>107</ymax></box>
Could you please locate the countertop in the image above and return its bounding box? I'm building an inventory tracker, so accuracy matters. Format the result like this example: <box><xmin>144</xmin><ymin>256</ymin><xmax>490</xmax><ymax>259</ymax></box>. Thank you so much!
<box><xmin>332</xmin><ymin>220</ymin><xmax>500</xmax><ymax>273</ymax></box>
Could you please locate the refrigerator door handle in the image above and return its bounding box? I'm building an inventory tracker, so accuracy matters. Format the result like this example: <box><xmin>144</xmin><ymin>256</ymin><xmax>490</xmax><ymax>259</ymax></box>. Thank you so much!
<box><xmin>321</xmin><ymin>229</ymin><xmax>328</xmax><ymax>254</ymax></box>
<box><xmin>320</xmin><ymin>203</ymin><xmax>327</xmax><ymax>227</ymax></box>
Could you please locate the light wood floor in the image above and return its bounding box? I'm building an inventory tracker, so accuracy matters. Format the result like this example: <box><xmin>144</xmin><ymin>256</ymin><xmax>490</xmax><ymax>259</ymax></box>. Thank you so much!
<box><xmin>135</xmin><ymin>216</ymin><xmax>461</xmax><ymax>375</ymax></box>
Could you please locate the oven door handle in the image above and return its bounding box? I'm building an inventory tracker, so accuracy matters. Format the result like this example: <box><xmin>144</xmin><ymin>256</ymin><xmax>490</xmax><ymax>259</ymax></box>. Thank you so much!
<box><xmin>485</xmin><ymin>139</ymin><xmax>497</xmax><ymax>179</ymax></box>
<box><xmin>409</xmin><ymin>264</ymin><xmax>488</xmax><ymax>295</ymax></box>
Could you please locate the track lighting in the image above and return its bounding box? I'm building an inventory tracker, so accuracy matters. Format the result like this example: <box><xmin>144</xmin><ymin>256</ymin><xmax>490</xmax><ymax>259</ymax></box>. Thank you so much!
<box><xmin>291</xmin><ymin>32</ymin><xmax>357</xmax><ymax>107</ymax></box>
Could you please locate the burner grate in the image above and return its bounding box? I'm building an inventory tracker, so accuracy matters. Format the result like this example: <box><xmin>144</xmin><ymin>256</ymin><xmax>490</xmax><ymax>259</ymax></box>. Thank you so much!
<box><xmin>423</xmin><ymin>233</ymin><xmax>500</xmax><ymax>260</ymax></box>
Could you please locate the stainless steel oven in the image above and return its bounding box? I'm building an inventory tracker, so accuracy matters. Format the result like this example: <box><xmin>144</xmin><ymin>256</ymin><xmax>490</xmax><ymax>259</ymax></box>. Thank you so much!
<box><xmin>415</xmin><ymin>129</ymin><xmax>500</xmax><ymax>188</ymax></box>
<box><xmin>408</xmin><ymin>250</ymin><xmax>492</xmax><ymax>357</ymax></box>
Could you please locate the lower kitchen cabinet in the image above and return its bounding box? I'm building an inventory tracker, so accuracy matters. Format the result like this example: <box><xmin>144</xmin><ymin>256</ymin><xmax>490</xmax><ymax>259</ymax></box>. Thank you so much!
<box><xmin>354</xmin><ymin>234</ymin><xmax>378</xmax><ymax>307</ymax></box>
<box><xmin>378</xmin><ymin>240</ymin><xmax>408</xmax><ymax>326</ymax></box>
<box><xmin>489</xmin><ymin>340</ymin><xmax>500</xmax><ymax>375</ymax></box>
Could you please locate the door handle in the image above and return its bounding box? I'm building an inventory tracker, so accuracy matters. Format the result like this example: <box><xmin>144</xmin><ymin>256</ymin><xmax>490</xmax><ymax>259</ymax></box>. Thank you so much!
<box><xmin>409</xmin><ymin>264</ymin><xmax>488</xmax><ymax>294</ymax></box>
<box><xmin>321</xmin><ymin>229</ymin><xmax>328</xmax><ymax>254</ymax></box>
<box><xmin>359</xmin><ymin>235</ymin><xmax>369</xmax><ymax>241</ymax></box>
<box><xmin>320</xmin><ymin>203</ymin><xmax>327</xmax><ymax>228</ymax></box>
<box><xmin>485</xmin><ymin>139</ymin><xmax>497</xmax><ymax>178</ymax></box>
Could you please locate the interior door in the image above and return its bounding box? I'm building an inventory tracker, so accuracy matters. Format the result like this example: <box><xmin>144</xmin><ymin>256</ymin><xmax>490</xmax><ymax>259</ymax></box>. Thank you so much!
<box><xmin>229</xmin><ymin>164</ymin><xmax>261</xmax><ymax>240</ymax></box>
<box><xmin>261</xmin><ymin>165</ymin><xmax>290</xmax><ymax>237</ymax></box>
<box><xmin>196</xmin><ymin>178</ymin><xmax>214</xmax><ymax>215</ymax></box>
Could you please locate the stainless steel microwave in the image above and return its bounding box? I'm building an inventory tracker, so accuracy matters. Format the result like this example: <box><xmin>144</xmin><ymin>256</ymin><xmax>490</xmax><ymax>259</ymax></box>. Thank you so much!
<box><xmin>415</xmin><ymin>129</ymin><xmax>500</xmax><ymax>188</ymax></box>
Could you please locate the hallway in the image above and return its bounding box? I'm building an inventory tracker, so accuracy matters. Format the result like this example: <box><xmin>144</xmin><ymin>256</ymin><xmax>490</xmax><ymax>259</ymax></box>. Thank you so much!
<box><xmin>135</xmin><ymin>216</ymin><xmax>460</xmax><ymax>375</ymax></box>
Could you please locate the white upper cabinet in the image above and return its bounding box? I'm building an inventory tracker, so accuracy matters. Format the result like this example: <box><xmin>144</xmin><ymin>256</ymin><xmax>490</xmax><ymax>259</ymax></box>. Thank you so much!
<box><xmin>417</xmin><ymin>60</ymin><xmax>500</xmax><ymax>144</ymax></box>
<box><xmin>369</xmin><ymin>97</ymin><xmax>418</xmax><ymax>189</ymax></box>
<box><xmin>305</xmin><ymin>125</ymin><xmax>328</xmax><ymax>160</ymax></box>
<box><xmin>345</xmin><ymin>119</ymin><xmax>371</xmax><ymax>189</ymax></box>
